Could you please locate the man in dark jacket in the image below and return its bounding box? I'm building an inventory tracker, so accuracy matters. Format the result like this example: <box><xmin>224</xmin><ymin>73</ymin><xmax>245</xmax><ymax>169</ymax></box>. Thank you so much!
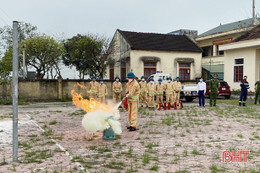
<box><xmin>239</xmin><ymin>76</ymin><xmax>250</xmax><ymax>106</ymax></box>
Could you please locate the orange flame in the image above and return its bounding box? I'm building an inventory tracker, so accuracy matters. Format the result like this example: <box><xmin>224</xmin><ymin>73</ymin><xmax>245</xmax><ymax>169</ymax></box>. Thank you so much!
<box><xmin>71</xmin><ymin>83</ymin><xmax>110</xmax><ymax>113</ymax></box>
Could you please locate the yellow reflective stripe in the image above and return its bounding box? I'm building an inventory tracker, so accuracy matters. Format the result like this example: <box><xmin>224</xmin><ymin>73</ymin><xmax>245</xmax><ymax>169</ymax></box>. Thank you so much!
<box><xmin>98</xmin><ymin>93</ymin><xmax>107</xmax><ymax>97</ymax></box>
<box><xmin>131</xmin><ymin>120</ymin><xmax>137</xmax><ymax>123</ymax></box>
<box><xmin>165</xmin><ymin>90</ymin><xmax>173</xmax><ymax>94</ymax></box>
<box><xmin>140</xmin><ymin>89</ymin><xmax>147</xmax><ymax>93</ymax></box>
<box><xmin>89</xmin><ymin>90</ymin><xmax>97</xmax><ymax>94</ymax></box>
<box><xmin>113</xmin><ymin>89</ymin><xmax>122</xmax><ymax>92</ymax></box>
<box><xmin>128</xmin><ymin>95</ymin><xmax>139</xmax><ymax>102</ymax></box>
<box><xmin>157</xmin><ymin>91</ymin><xmax>163</xmax><ymax>94</ymax></box>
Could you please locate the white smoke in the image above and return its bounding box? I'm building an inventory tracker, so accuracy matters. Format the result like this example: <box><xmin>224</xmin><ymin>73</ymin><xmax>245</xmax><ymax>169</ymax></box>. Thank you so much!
<box><xmin>81</xmin><ymin>101</ymin><xmax>122</xmax><ymax>134</ymax></box>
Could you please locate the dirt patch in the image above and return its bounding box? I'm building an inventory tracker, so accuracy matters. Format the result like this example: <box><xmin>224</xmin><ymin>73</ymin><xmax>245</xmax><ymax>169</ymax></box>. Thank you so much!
<box><xmin>0</xmin><ymin>102</ymin><xmax>259</xmax><ymax>172</ymax></box>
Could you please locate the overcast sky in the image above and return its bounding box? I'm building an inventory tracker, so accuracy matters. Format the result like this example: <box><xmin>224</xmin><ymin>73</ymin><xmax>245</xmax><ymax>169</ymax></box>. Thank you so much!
<box><xmin>0</xmin><ymin>0</ymin><xmax>259</xmax><ymax>39</ymax></box>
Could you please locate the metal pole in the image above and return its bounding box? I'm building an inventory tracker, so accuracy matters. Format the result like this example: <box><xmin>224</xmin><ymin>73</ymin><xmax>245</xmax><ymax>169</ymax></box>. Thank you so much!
<box><xmin>22</xmin><ymin>45</ymin><xmax>25</xmax><ymax>79</ymax></box>
<box><xmin>253</xmin><ymin>0</ymin><xmax>255</xmax><ymax>19</ymax></box>
<box><xmin>12</xmin><ymin>21</ymin><xmax>19</xmax><ymax>162</ymax></box>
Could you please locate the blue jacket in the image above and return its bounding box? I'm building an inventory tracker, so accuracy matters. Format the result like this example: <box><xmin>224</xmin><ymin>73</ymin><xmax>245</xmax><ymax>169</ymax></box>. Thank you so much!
<box><xmin>240</xmin><ymin>80</ymin><xmax>249</xmax><ymax>92</ymax></box>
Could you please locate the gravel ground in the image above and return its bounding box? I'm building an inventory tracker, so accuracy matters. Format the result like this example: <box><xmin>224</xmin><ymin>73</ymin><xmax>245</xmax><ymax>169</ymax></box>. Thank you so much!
<box><xmin>0</xmin><ymin>100</ymin><xmax>259</xmax><ymax>173</ymax></box>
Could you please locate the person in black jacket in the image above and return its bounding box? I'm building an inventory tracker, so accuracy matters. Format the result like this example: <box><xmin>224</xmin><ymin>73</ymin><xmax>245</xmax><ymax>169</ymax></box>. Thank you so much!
<box><xmin>239</xmin><ymin>76</ymin><xmax>250</xmax><ymax>106</ymax></box>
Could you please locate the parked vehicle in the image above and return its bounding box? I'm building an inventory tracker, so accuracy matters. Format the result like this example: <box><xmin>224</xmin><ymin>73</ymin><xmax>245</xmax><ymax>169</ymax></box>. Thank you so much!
<box><xmin>205</xmin><ymin>80</ymin><xmax>231</xmax><ymax>99</ymax></box>
<box><xmin>180</xmin><ymin>84</ymin><xmax>198</xmax><ymax>102</ymax></box>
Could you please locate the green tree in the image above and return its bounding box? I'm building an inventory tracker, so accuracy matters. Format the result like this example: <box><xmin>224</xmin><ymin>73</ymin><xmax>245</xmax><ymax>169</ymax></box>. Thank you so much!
<box><xmin>63</xmin><ymin>34</ymin><xmax>113</xmax><ymax>79</ymax></box>
<box><xmin>21</xmin><ymin>35</ymin><xmax>65</xmax><ymax>79</ymax></box>
<box><xmin>0</xmin><ymin>22</ymin><xmax>38</xmax><ymax>57</ymax></box>
<box><xmin>0</xmin><ymin>47</ymin><xmax>13</xmax><ymax>79</ymax></box>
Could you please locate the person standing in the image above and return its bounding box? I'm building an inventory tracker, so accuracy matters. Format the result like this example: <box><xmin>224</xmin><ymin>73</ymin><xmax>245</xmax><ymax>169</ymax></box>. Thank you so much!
<box><xmin>147</xmin><ymin>77</ymin><xmax>155</xmax><ymax>109</ymax></box>
<box><xmin>112</xmin><ymin>76</ymin><xmax>122</xmax><ymax>103</ymax></box>
<box><xmin>173</xmin><ymin>76</ymin><xmax>182</xmax><ymax>109</ymax></box>
<box><xmin>239</xmin><ymin>76</ymin><xmax>250</xmax><ymax>106</ymax></box>
<box><xmin>197</xmin><ymin>78</ymin><xmax>206</xmax><ymax>107</ymax></box>
<box><xmin>139</xmin><ymin>76</ymin><xmax>147</xmax><ymax>107</ymax></box>
<box><xmin>97</xmin><ymin>78</ymin><xmax>108</xmax><ymax>104</ymax></box>
<box><xmin>88</xmin><ymin>75</ymin><xmax>98</xmax><ymax>100</ymax></box>
<box><xmin>124</xmin><ymin>72</ymin><xmax>140</xmax><ymax>131</ymax></box>
<box><xmin>209</xmin><ymin>74</ymin><xmax>219</xmax><ymax>107</ymax></box>
<box><xmin>155</xmin><ymin>78</ymin><xmax>164</xmax><ymax>109</ymax></box>
<box><xmin>255</xmin><ymin>79</ymin><xmax>260</xmax><ymax>104</ymax></box>
<box><xmin>164</xmin><ymin>77</ymin><xmax>174</xmax><ymax>109</ymax></box>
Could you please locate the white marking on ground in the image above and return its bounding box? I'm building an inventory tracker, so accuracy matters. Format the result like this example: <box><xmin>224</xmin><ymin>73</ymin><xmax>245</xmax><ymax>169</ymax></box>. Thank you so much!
<box><xmin>25</xmin><ymin>114</ymin><xmax>88</xmax><ymax>173</ymax></box>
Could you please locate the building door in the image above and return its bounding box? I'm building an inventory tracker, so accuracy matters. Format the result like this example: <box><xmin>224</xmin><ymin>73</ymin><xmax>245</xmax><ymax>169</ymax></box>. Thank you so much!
<box><xmin>121</xmin><ymin>67</ymin><xmax>126</xmax><ymax>80</ymax></box>
<box><xmin>179</xmin><ymin>63</ymin><xmax>190</xmax><ymax>80</ymax></box>
<box><xmin>144</xmin><ymin>62</ymin><xmax>156</xmax><ymax>78</ymax></box>
<box><xmin>109</xmin><ymin>68</ymin><xmax>114</xmax><ymax>80</ymax></box>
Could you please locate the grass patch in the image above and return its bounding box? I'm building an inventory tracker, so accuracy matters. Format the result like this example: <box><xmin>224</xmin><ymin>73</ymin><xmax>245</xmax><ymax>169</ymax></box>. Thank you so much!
<box><xmin>49</xmin><ymin>120</ymin><xmax>57</xmax><ymax>125</ymax></box>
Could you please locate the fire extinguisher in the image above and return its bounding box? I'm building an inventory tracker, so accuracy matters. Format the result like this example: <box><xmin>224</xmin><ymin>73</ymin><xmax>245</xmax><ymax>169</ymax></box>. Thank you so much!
<box><xmin>158</xmin><ymin>102</ymin><xmax>161</xmax><ymax>110</ymax></box>
<box><xmin>123</xmin><ymin>98</ymin><xmax>128</xmax><ymax>109</ymax></box>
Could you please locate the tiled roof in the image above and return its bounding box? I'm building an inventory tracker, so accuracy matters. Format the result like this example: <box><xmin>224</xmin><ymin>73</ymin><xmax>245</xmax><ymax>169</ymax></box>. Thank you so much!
<box><xmin>118</xmin><ymin>30</ymin><xmax>202</xmax><ymax>52</ymax></box>
<box><xmin>233</xmin><ymin>24</ymin><xmax>260</xmax><ymax>42</ymax></box>
<box><xmin>198</xmin><ymin>18</ymin><xmax>260</xmax><ymax>37</ymax></box>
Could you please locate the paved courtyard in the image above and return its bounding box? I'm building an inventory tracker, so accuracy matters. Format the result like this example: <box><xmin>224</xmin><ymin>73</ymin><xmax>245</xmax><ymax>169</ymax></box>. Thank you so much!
<box><xmin>0</xmin><ymin>99</ymin><xmax>259</xmax><ymax>173</ymax></box>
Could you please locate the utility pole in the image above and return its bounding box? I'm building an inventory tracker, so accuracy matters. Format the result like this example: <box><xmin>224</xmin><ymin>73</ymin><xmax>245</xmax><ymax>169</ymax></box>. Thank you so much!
<box><xmin>23</xmin><ymin>45</ymin><xmax>26</xmax><ymax>79</ymax></box>
<box><xmin>253</xmin><ymin>0</ymin><xmax>255</xmax><ymax>19</ymax></box>
<box><xmin>12</xmin><ymin>21</ymin><xmax>19</xmax><ymax>162</ymax></box>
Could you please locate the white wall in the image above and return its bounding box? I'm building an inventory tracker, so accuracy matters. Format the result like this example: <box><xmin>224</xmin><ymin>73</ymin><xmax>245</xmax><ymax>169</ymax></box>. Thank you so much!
<box><xmin>224</xmin><ymin>47</ymin><xmax>257</xmax><ymax>92</ymax></box>
<box><xmin>130</xmin><ymin>50</ymin><xmax>202</xmax><ymax>80</ymax></box>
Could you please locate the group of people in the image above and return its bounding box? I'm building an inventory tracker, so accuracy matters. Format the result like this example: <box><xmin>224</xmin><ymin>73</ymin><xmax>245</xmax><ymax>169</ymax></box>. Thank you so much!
<box><xmin>196</xmin><ymin>74</ymin><xmax>219</xmax><ymax>107</ymax></box>
<box><xmin>196</xmin><ymin>74</ymin><xmax>260</xmax><ymax>107</ymax></box>
<box><xmin>139</xmin><ymin>76</ymin><xmax>183</xmax><ymax>110</ymax></box>
<box><xmin>88</xmin><ymin>72</ymin><xmax>260</xmax><ymax>132</ymax></box>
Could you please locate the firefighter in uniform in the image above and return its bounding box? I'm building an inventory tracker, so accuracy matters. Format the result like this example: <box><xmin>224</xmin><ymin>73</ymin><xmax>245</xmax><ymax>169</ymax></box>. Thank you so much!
<box><xmin>239</xmin><ymin>76</ymin><xmax>250</xmax><ymax>106</ymax></box>
<box><xmin>209</xmin><ymin>74</ymin><xmax>219</xmax><ymax>107</ymax></box>
<box><xmin>164</xmin><ymin>77</ymin><xmax>174</xmax><ymax>109</ymax></box>
<box><xmin>255</xmin><ymin>79</ymin><xmax>260</xmax><ymax>104</ymax></box>
<box><xmin>173</xmin><ymin>76</ymin><xmax>182</xmax><ymax>109</ymax></box>
<box><xmin>112</xmin><ymin>76</ymin><xmax>122</xmax><ymax>103</ymax></box>
<box><xmin>147</xmin><ymin>77</ymin><xmax>155</xmax><ymax>109</ymax></box>
<box><xmin>97</xmin><ymin>77</ymin><xmax>108</xmax><ymax>104</ymax></box>
<box><xmin>155</xmin><ymin>78</ymin><xmax>164</xmax><ymax>109</ymax></box>
<box><xmin>124</xmin><ymin>72</ymin><xmax>140</xmax><ymax>131</ymax></box>
<box><xmin>139</xmin><ymin>76</ymin><xmax>147</xmax><ymax>107</ymax></box>
<box><xmin>88</xmin><ymin>75</ymin><xmax>98</xmax><ymax>100</ymax></box>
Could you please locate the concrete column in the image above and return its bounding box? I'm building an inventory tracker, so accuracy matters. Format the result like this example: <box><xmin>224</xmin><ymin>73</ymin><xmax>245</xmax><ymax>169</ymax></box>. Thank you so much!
<box><xmin>213</xmin><ymin>45</ymin><xmax>217</xmax><ymax>56</ymax></box>
<box><xmin>57</xmin><ymin>77</ymin><xmax>63</xmax><ymax>99</ymax></box>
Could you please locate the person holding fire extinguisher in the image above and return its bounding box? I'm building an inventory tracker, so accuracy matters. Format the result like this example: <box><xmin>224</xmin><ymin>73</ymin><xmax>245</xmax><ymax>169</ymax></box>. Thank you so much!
<box><xmin>123</xmin><ymin>72</ymin><xmax>140</xmax><ymax>131</ymax></box>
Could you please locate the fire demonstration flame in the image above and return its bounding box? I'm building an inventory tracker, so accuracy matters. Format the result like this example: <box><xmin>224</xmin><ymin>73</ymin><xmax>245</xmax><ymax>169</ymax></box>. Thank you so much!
<box><xmin>71</xmin><ymin>83</ymin><xmax>110</xmax><ymax>113</ymax></box>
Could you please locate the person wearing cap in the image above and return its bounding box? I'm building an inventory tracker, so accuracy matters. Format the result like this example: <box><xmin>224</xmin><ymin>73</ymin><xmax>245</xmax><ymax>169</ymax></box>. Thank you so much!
<box><xmin>97</xmin><ymin>77</ymin><xmax>108</xmax><ymax>104</ymax></box>
<box><xmin>164</xmin><ymin>76</ymin><xmax>174</xmax><ymax>109</ymax></box>
<box><xmin>239</xmin><ymin>76</ymin><xmax>250</xmax><ymax>106</ymax></box>
<box><xmin>147</xmin><ymin>77</ymin><xmax>156</xmax><ymax>109</ymax></box>
<box><xmin>197</xmin><ymin>78</ymin><xmax>206</xmax><ymax>107</ymax></box>
<box><xmin>173</xmin><ymin>76</ymin><xmax>182</xmax><ymax>109</ymax></box>
<box><xmin>112</xmin><ymin>76</ymin><xmax>122</xmax><ymax>103</ymax></box>
<box><xmin>88</xmin><ymin>75</ymin><xmax>99</xmax><ymax>100</ymax></box>
<box><xmin>124</xmin><ymin>72</ymin><xmax>140</xmax><ymax>131</ymax></box>
<box><xmin>209</xmin><ymin>74</ymin><xmax>219</xmax><ymax>106</ymax></box>
<box><xmin>155</xmin><ymin>78</ymin><xmax>164</xmax><ymax>108</ymax></box>
<box><xmin>255</xmin><ymin>79</ymin><xmax>260</xmax><ymax>104</ymax></box>
<box><xmin>139</xmin><ymin>76</ymin><xmax>148</xmax><ymax>107</ymax></box>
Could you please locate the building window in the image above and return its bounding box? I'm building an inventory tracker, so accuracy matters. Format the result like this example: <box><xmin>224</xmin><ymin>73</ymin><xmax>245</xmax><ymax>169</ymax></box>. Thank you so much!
<box><xmin>234</xmin><ymin>58</ymin><xmax>244</xmax><ymax>82</ymax></box>
<box><xmin>179</xmin><ymin>63</ymin><xmax>190</xmax><ymax>80</ymax></box>
<box><xmin>144</xmin><ymin>62</ymin><xmax>156</xmax><ymax>78</ymax></box>
<box><xmin>109</xmin><ymin>68</ymin><xmax>114</xmax><ymax>80</ymax></box>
